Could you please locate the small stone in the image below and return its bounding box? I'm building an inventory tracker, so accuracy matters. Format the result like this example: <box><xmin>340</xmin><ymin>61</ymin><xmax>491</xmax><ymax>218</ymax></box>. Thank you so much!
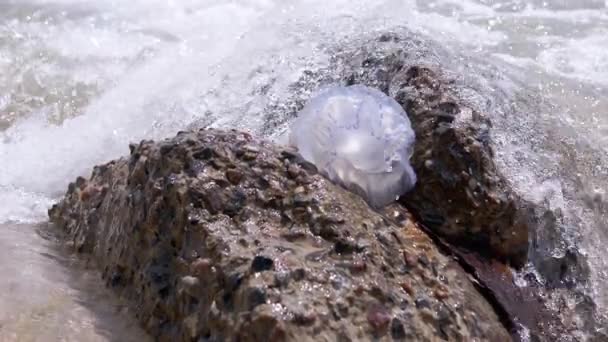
<box><xmin>319</xmin><ymin>225</ymin><xmax>339</xmax><ymax>240</ymax></box>
<box><xmin>335</xmin><ymin>299</ymin><xmax>349</xmax><ymax>318</ymax></box>
<box><xmin>297</xmin><ymin>161</ymin><xmax>318</xmax><ymax>174</ymax></box>
<box><xmin>468</xmin><ymin>178</ymin><xmax>477</xmax><ymax>190</ymax></box>
<box><xmin>354</xmin><ymin>286</ymin><xmax>365</xmax><ymax>295</ymax></box>
<box><xmin>251</xmin><ymin>255</ymin><xmax>274</xmax><ymax>272</ymax></box>
<box><xmin>226</xmin><ymin>169</ymin><xmax>243</xmax><ymax>185</ymax></box>
<box><xmin>367</xmin><ymin>303</ymin><xmax>391</xmax><ymax>331</ymax></box>
<box><xmin>287</xmin><ymin>164</ymin><xmax>301</xmax><ymax>179</ymax></box>
<box><xmin>76</xmin><ymin>176</ymin><xmax>87</xmax><ymax>189</ymax></box>
<box><xmin>419</xmin><ymin>308</ymin><xmax>436</xmax><ymax>323</ymax></box>
<box><xmin>79</xmin><ymin>185</ymin><xmax>100</xmax><ymax>201</ymax></box>
<box><xmin>223</xmin><ymin>188</ymin><xmax>247</xmax><ymax>217</ymax></box>
<box><xmin>243</xmin><ymin>152</ymin><xmax>258</xmax><ymax>161</ymax></box>
<box><xmin>183</xmin><ymin>314</ymin><xmax>199</xmax><ymax>339</ymax></box>
<box><xmin>209</xmin><ymin>300</ymin><xmax>220</xmax><ymax>320</ymax></box>
<box><xmin>243</xmin><ymin>144</ymin><xmax>260</xmax><ymax>153</ymax></box>
<box><xmin>334</xmin><ymin>238</ymin><xmax>360</xmax><ymax>255</ymax></box>
<box><xmin>390</xmin><ymin>318</ymin><xmax>407</xmax><ymax>339</ymax></box>
<box><xmin>192</xmin><ymin>147</ymin><xmax>214</xmax><ymax>160</ymax></box>
<box><xmin>293</xmin><ymin>309</ymin><xmax>317</xmax><ymax>326</ymax></box>
<box><xmin>291</xmin><ymin>207</ymin><xmax>309</xmax><ymax>220</ymax></box>
<box><xmin>180</xmin><ymin>275</ymin><xmax>200</xmax><ymax>294</ymax></box>
<box><xmin>247</xmin><ymin>287</ymin><xmax>268</xmax><ymax>310</ymax></box>
<box><xmin>291</xmin><ymin>268</ymin><xmax>306</xmax><ymax>281</ymax></box>
<box><xmin>415</xmin><ymin>297</ymin><xmax>431</xmax><ymax>309</ymax></box>
<box><xmin>403</xmin><ymin>251</ymin><xmax>417</xmax><ymax>268</ymax></box>
<box><xmin>349</xmin><ymin>258</ymin><xmax>367</xmax><ymax>274</ymax></box>
<box><xmin>281</xmin><ymin>229</ymin><xmax>308</xmax><ymax>242</ymax></box>
<box><xmin>191</xmin><ymin>258</ymin><xmax>212</xmax><ymax>275</ymax></box>
<box><xmin>274</xmin><ymin>271</ymin><xmax>291</xmax><ymax>288</ymax></box>
<box><xmin>417</xmin><ymin>254</ymin><xmax>430</xmax><ymax>267</ymax></box>
<box><xmin>401</xmin><ymin>281</ymin><xmax>415</xmax><ymax>296</ymax></box>
<box><xmin>434</xmin><ymin>286</ymin><xmax>449</xmax><ymax>300</ymax></box>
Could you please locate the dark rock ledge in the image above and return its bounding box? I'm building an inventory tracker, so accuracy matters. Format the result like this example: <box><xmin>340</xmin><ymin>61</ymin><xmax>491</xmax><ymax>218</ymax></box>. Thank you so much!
<box><xmin>49</xmin><ymin>129</ymin><xmax>511</xmax><ymax>341</ymax></box>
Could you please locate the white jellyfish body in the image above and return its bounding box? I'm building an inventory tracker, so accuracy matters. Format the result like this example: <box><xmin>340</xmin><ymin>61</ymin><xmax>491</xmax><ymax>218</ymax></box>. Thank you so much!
<box><xmin>289</xmin><ymin>85</ymin><xmax>417</xmax><ymax>208</ymax></box>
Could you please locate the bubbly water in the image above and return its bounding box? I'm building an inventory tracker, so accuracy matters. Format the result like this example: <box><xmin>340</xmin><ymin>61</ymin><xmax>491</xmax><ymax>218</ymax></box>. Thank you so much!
<box><xmin>289</xmin><ymin>85</ymin><xmax>416</xmax><ymax>208</ymax></box>
<box><xmin>0</xmin><ymin>0</ymin><xmax>607</xmax><ymax>340</ymax></box>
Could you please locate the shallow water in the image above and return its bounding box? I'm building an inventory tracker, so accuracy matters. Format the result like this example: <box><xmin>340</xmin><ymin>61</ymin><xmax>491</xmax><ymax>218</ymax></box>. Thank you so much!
<box><xmin>0</xmin><ymin>223</ymin><xmax>149</xmax><ymax>341</ymax></box>
<box><xmin>0</xmin><ymin>0</ymin><xmax>607</xmax><ymax>340</ymax></box>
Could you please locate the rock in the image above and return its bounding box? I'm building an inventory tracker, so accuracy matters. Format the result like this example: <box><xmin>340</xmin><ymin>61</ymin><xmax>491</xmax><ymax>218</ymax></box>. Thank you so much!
<box><xmin>366</xmin><ymin>303</ymin><xmax>391</xmax><ymax>332</ymax></box>
<box><xmin>156</xmin><ymin>31</ymin><xmax>600</xmax><ymax>340</ymax></box>
<box><xmin>394</xmin><ymin>66</ymin><xmax>531</xmax><ymax>268</ymax></box>
<box><xmin>263</xmin><ymin>32</ymin><xmax>531</xmax><ymax>267</ymax></box>
<box><xmin>326</xmin><ymin>33</ymin><xmax>608</xmax><ymax>342</ymax></box>
<box><xmin>336</xmin><ymin>39</ymin><xmax>532</xmax><ymax>267</ymax></box>
<box><xmin>49</xmin><ymin>129</ymin><xmax>511</xmax><ymax>341</ymax></box>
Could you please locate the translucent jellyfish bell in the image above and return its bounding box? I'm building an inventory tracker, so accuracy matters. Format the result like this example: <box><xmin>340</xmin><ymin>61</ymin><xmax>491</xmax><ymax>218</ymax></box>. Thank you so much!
<box><xmin>289</xmin><ymin>85</ymin><xmax>417</xmax><ymax>208</ymax></box>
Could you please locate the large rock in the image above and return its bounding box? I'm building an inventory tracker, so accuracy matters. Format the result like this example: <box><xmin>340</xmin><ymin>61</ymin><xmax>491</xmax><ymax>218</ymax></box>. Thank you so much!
<box><xmin>49</xmin><ymin>129</ymin><xmax>511</xmax><ymax>341</ymax></box>
<box><xmin>172</xmin><ymin>31</ymin><xmax>602</xmax><ymax>340</ymax></box>
<box><xmin>336</xmin><ymin>35</ymin><xmax>532</xmax><ymax>267</ymax></box>
<box><xmin>326</xmin><ymin>33</ymin><xmax>603</xmax><ymax>340</ymax></box>
<box><xmin>262</xmin><ymin>33</ymin><xmax>532</xmax><ymax>267</ymax></box>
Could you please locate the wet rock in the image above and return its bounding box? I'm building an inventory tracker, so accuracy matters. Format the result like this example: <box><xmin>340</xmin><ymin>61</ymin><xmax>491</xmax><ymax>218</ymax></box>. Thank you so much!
<box><xmin>323</xmin><ymin>32</ymin><xmax>607</xmax><ymax>341</ymax></box>
<box><xmin>49</xmin><ymin>129</ymin><xmax>510</xmax><ymax>341</ymax></box>
<box><xmin>226</xmin><ymin>30</ymin><xmax>599</xmax><ymax>340</ymax></box>
<box><xmin>262</xmin><ymin>33</ymin><xmax>531</xmax><ymax>267</ymax></box>
<box><xmin>339</xmin><ymin>46</ymin><xmax>532</xmax><ymax>267</ymax></box>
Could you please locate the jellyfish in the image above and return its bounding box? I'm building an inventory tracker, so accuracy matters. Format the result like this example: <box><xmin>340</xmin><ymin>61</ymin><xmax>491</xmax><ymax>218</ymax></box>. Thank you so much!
<box><xmin>289</xmin><ymin>85</ymin><xmax>416</xmax><ymax>208</ymax></box>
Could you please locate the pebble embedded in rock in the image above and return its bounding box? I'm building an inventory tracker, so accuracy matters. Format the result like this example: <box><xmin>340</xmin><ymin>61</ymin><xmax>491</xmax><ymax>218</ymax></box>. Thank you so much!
<box><xmin>225</xmin><ymin>169</ymin><xmax>243</xmax><ymax>185</ymax></box>
<box><xmin>367</xmin><ymin>303</ymin><xmax>392</xmax><ymax>331</ymax></box>
<box><xmin>251</xmin><ymin>255</ymin><xmax>274</xmax><ymax>272</ymax></box>
<box><xmin>191</xmin><ymin>258</ymin><xmax>212</xmax><ymax>275</ymax></box>
<box><xmin>247</xmin><ymin>287</ymin><xmax>268</xmax><ymax>310</ymax></box>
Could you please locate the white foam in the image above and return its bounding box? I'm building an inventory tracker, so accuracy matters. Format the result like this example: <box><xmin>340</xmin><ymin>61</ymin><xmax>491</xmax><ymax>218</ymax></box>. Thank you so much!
<box><xmin>537</xmin><ymin>31</ymin><xmax>608</xmax><ymax>86</ymax></box>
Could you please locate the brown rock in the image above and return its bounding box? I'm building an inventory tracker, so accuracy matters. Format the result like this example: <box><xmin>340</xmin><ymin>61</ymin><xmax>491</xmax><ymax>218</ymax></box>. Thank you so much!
<box><xmin>49</xmin><ymin>129</ymin><xmax>511</xmax><ymax>341</ymax></box>
<box><xmin>334</xmin><ymin>39</ymin><xmax>532</xmax><ymax>267</ymax></box>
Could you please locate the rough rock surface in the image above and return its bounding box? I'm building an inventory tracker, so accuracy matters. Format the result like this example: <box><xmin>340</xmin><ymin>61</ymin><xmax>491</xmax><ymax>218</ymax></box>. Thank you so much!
<box><xmin>166</xmin><ymin>31</ymin><xmax>603</xmax><ymax>340</ymax></box>
<box><xmin>49</xmin><ymin>129</ymin><xmax>511</xmax><ymax>341</ymax></box>
<box><xmin>336</xmin><ymin>35</ymin><xmax>532</xmax><ymax>267</ymax></box>
<box><xmin>262</xmin><ymin>32</ymin><xmax>531</xmax><ymax>267</ymax></box>
<box><xmin>324</xmin><ymin>33</ymin><xmax>604</xmax><ymax>341</ymax></box>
